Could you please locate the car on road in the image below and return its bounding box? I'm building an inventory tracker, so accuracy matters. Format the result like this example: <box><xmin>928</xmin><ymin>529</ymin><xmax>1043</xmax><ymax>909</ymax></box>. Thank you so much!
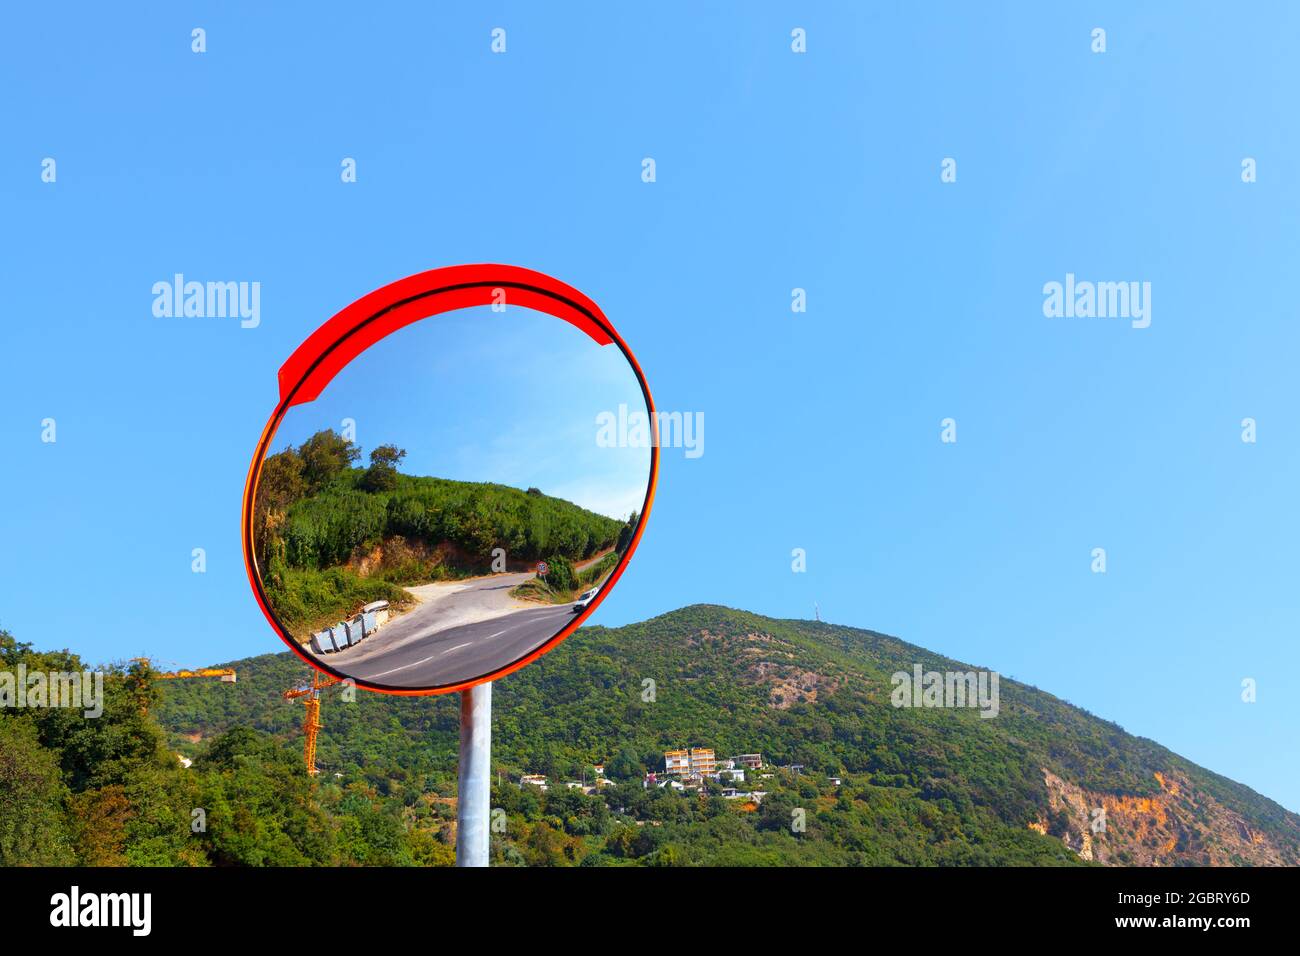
<box><xmin>573</xmin><ymin>586</ymin><xmax>600</xmax><ymax>612</ymax></box>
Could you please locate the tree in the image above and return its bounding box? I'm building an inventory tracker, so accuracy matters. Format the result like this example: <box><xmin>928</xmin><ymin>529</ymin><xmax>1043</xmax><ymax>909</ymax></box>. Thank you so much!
<box><xmin>361</xmin><ymin>444</ymin><xmax>407</xmax><ymax>493</ymax></box>
<box><xmin>523</xmin><ymin>821</ymin><xmax>577</xmax><ymax>866</ymax></box>
<box><xmin>0</xmin><ymin>716</ymin><xmax>74</xmax><ymax>865</ymax></box>
<box><xmin>259</xmin><ymin>446</ymin><xmax>307</xmax><ymax>511</ymax></box>
<box><xmin>195</xmin><ymin>728</ymin><xmax>335</xmax><ymax>866</ymax></box>
<box><xmin>299</xmin><ymin>429</ymin><xmax>360</xmax><ymax>492</ymax></box>
<box><xmin>255</xmin><ymin>446</ymin><xmax>308</xmax><ymax>565</ymax></box>
<box><xmin>541</xmin><ymin>554</ymin><xmax>575</xmax><ymax>592</ymax></box>
<box><xmin>615</xmin><ymin>510</ymin><xmax>639</xmax><ymax>554</ymax></box>
<box><xmin>608</xmin><ymin>746</ymin><xmax>644</xmax><ymax>781</ymax></box>
<box><xmin>67</xmin><ymin>785</ymin><xmax>132</xmax><ymax>866</ymax></box>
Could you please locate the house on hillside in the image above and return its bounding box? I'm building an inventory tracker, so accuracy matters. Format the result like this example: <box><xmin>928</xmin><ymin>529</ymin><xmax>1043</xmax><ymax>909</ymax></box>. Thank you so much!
<box><xmin>664</xmin><ymin>747</ymin><xmax>716</xmax><ymax>777</ymax></box>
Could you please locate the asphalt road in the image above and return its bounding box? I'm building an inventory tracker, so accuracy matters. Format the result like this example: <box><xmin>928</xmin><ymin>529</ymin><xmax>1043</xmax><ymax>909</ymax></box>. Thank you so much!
<box><xmin>322</xmin><ymin>568</ymin><xmax>582</xmax><ymax>688</ymax></box>
<box><xmin>341</xmin><ymin>603</ymin><xmax>578</xmax><ymax>688</ymax></box>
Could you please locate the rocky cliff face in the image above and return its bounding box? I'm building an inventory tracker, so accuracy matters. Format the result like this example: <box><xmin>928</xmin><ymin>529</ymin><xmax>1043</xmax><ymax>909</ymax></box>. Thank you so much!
<box><xmin>1034</xmin><ymin>768</ymin><xmax>1295</xmax><ymax>866</ymax></box>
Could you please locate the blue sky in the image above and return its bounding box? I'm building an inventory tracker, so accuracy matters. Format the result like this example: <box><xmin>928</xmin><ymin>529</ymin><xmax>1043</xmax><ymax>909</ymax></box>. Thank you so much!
<box><xmin>2</xmin><ymin>3</ymin><xmax>1298</xmax><ymax>811</ymax></box>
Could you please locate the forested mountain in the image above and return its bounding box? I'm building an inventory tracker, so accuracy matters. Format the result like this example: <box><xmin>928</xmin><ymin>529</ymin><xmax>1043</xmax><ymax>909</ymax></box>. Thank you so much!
<box><xmin>5</xmin><ymin>606</ymin><xmax>1297</xmax><ymax>866</ymax></box>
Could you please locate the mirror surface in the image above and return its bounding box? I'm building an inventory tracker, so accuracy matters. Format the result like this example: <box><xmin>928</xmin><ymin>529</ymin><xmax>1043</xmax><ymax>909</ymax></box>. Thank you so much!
<box><xmin>251</xmin><ymin>305</ymin><xmax>652</xmax><ymax>690</ymax></box>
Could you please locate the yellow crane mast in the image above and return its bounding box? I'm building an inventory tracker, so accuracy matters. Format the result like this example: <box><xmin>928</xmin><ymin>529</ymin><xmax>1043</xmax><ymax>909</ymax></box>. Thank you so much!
<box><xmin>283</xmin><ymin>671</ymin><xmax>342</xmax><ymax>775</ymax></box>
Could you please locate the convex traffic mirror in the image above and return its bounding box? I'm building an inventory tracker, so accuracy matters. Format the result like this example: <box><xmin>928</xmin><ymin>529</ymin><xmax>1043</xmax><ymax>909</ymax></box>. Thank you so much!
<box><xmin>242</xmin><ymin>266</ymin><xmax>657</xmax><ymax>693</ymax></box>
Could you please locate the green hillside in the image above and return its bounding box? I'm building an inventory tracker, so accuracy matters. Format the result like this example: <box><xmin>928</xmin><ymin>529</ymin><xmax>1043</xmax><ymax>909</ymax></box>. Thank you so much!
<box><xmin>5</xmin><ymin>606</ymin><xmax>1295</xmax><ymax>867</ymax></box>
<box><xmin>147</xmin><ymin>605</ymin><xmax>1300</xmax><ymax>867</ymax></box>
<box><xmin>254</xmin><ymin>429</ymin><xmax>629</xmax><ymax>637</ymax></box>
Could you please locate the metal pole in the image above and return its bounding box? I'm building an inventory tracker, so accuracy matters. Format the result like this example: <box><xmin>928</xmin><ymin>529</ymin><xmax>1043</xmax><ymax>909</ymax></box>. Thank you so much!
<box><xmin>456</xmin><ymin>681</ymin><xmax>492</xmax><ymax>867</ymax></box>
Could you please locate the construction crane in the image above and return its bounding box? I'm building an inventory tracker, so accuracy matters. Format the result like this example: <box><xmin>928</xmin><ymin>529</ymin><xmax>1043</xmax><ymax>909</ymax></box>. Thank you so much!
<box><xmin>283</xmin><ymin>671</ymin><xmax>342</xmax><ymax>775</ymax></box>
<box><xmin>127</xmin><ymin>658</ymin><xmax>237</xmax><ymax>713</ymax></box>
<box><xmin>157</xmin><ymin>667</ymin><xmax>237</xmax><ymax>682</ymax></box>
<box><xmin>130</xmin><ymin>658</ymin><xmax>237</xmax><ymax>682</ymax></box>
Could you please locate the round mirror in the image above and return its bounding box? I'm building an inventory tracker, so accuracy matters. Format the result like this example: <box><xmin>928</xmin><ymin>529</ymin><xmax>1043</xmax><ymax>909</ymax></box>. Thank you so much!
<box><xmin>242</xmin><ymin>267</ymin><xmax>656</xmax><ymax>693</ymax></box>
